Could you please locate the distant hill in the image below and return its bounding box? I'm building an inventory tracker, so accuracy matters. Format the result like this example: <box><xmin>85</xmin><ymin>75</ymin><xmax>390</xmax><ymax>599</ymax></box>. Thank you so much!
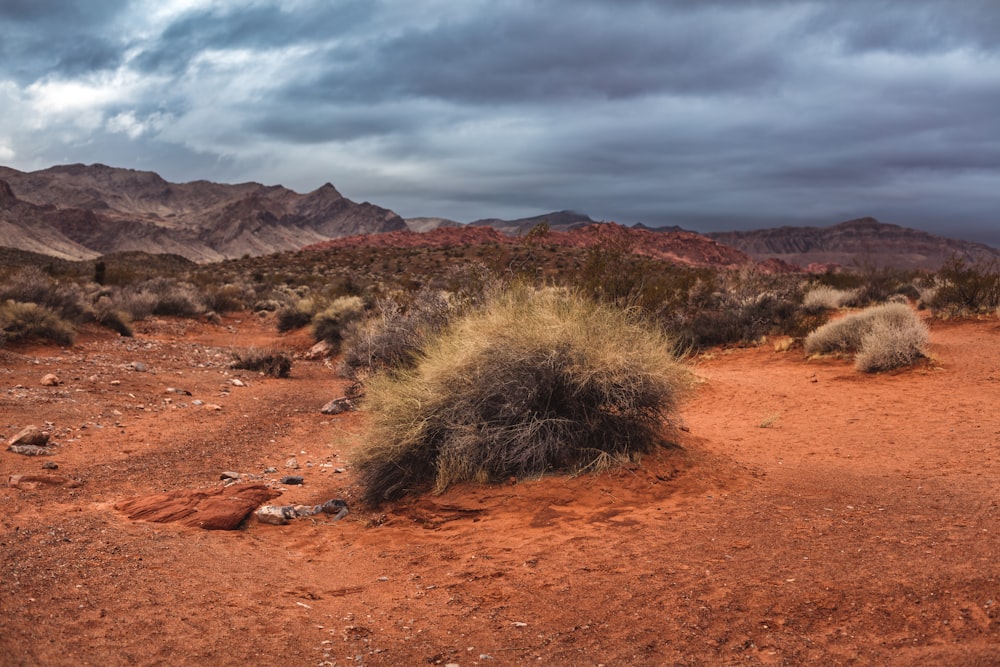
<box><xmin>467</xmin><ymin>210</ymin><xmax>597</xmax><ymax>235</ymax></box>
<box><xmin>405</xmin><ymin>216</ymin><xmax>462</xmax><ymax>232</ymax></box>
<box><xmin>707</xmin><ymin>217</ymin><xmax>1000</xmax><ymax>271</ymax></box>
<box><xmin>0</xmin><ymin>163</ymin><xmax>406</xmax><ymax>262</ymax></box>
<box><xmin>306</xmin><ymin>221</ymin><xmax>753</xmax><ymax>270</ymax></box>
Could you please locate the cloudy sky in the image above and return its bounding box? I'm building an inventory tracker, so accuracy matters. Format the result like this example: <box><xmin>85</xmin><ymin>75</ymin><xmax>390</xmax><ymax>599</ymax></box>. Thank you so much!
<box><xmin>2</xmin><ymin>1</ymin><xmax>999</xmax><ymax>244</ymax></box>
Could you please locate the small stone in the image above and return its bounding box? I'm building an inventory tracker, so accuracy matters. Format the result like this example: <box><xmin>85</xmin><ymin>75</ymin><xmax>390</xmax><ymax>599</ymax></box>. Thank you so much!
<box><xmin>191</xmin><ymin>400</ymin><xmax>204</xmax><ymax>406</ymax></box>
<box><xmin>40</xmin><ymin>374</ymin><xmax>60</xmax><ymax>387</ymax></box>
<box><xmin>41</xmin><ymin>461</ymin><xmax>59</xmax><ymax>470</ymax></box>
<box><xmin>130</xmin><ymin>362</ymin><xmax>148</xmax><ymax>373</ymax></box>
<box><xmin>320</xmin><ymin>397</ymin><xmax>355</xmax><ymax>415</ymax></box>
<box><xmin>166</xmin><ymin>387</ymin><xmax>192</xmax><ymax>395</ymax></box>
<box><xmin>205</xmin><ymin>404</ymin><xmax>223</xmax><ymax>411</ymax></box>
<box><xmin>263</xmin><ymin>467</ymin><xmax>278</xmax><ymax>474</ymax></box>
<box><xmin>110</xmin><ymin>380</ymin><xmax>121</xmax><ymax>386</ymax></box>
<box><xmin>285</xmin><ymin>457</ymin><xmax>300</xmax><ymax>470</ymax></box>
<box><xmin>220</xmin><ymin>471</ymin><xmax>242</xmax><ymax>481</ymax></box>
<box><xmin>280</xmin><ymin>475</ymin><xmax>304</xmax><ymax>485</ymax></box>
<box><xmin>229</xmin><ymin>378</ymin><xmax>246</xmax><ymax>387</ymax></box>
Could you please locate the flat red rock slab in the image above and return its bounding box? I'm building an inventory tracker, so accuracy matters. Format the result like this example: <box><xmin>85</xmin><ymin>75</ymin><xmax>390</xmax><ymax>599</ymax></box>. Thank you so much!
<box><xmin>115</xmin><ymin>483</ymin><xmax>281</xmax><ymax>530</ymax></box>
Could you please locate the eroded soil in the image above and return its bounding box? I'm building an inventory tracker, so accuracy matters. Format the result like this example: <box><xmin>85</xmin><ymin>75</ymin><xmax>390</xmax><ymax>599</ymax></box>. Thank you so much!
<box><xmin>1</xmin><ymin>313</ymin><xmax>997</xmax><ymax>666</ymax></box>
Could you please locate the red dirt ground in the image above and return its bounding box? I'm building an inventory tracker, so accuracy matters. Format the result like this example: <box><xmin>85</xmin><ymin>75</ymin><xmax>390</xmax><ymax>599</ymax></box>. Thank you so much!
<box><xmin>1</xmin><ymin>312</ymin><xmax>997</xmax><ymax>666</ymax></box>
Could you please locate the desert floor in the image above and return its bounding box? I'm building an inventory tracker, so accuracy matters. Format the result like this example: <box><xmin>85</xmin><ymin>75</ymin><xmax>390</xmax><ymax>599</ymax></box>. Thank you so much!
<box><xmin>1</xmin><ymin>312</ymin><xmax>997</xmax><ymax>666</ymax></box>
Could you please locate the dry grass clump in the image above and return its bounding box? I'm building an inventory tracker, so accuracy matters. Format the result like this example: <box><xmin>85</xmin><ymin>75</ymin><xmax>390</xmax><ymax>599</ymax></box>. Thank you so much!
<box><xmin>804</xmin><ymin>303</ymin><xmax>928</xmax><ymax>372</ymax></box>
<box><xmin>0</xmin><ymin>301</ymin><xmax>76</xmax><ymax>346</ymax></box>
<box><xmin>354</xmin><ymin>285</ymin><xmax>690</xmax><ymax>505</ymax></box>
<box><xmin>802</xmin><ymin>285</ymin><xmax>858</xmax><ymax>312</ymax></box>
<box><xmin>231</xmin><ymin>348</ymin><xmax>293</xmax><ymax>378</ymax></box>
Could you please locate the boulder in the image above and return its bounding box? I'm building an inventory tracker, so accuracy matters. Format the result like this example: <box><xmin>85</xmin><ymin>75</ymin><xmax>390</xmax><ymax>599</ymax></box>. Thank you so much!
<box><xmin>7</xmin><ymin>425</ymin><xmax>50</xmax><ymax>448</ymax></box>
<box><xmin>40</xmin><ymin>374</ymin><xmax>60</xmax><ymax>386</ymax></box>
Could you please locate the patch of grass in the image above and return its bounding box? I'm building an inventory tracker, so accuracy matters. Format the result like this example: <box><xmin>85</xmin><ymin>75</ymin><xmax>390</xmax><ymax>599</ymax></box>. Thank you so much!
<box><xmin>353</xmin><ymin>285</ymin><xmax>690</xmax><ymax>505</ymax></box>
<box><xmin>802</xmin><ymin>285</ymin><xmax>858</xmax><ymax>312</ymax></box>
<box><xmin>231</xmin><ymin>348</ymin><xmax>293</xmax><ymax>378</ymax></box>
<box><xmin>804</xmin><ymin>302</ymin><xmax>928</xmax><ymax>372</ymax></box>
<box><xmin>0</xmin><ymin>301</ymin><xmax>76</xmax><ymax>346</ymax></box>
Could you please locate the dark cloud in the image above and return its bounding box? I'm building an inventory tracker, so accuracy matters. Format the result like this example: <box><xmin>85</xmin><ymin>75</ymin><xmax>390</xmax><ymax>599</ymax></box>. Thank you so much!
<box><xmin>2</xmin><ymin>0</ymin><xmax>999</xmax><ymax>246</ymax></box>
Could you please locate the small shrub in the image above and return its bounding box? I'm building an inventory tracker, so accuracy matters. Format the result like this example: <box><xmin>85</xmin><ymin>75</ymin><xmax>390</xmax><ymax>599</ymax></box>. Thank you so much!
<box><xmin>0</xmin><ymin>301</ymin><xmax>76</xmax><ymax>346</ymax></box>
<box><xmin>202</xmin><ymin>283</ymin><xmax>252</xmax><ymax>314</ymax></box>
<box><xmin>311</xmin><ymin>296</ymin><xmax>366</xmax><ymax>347</ymax></box>
<box><xmin>93</xmin><ymin>297</ymin><xmax>134</xmax><ymax>337</ymax></box>
<box><xmin>802</xmin><ymin>285</ymin><xmax>858</xmax><ymax>312</ymax></box>
<box><xmin>276</xmin><ymin>306</ymin><xmax>313</xmax><ymax>332</ymax></box>
<box><xmin>339</xmin><ymin>288</ymin><xmax>455</xmax><ymax>380</ymax></box>
<box><xmin>804</xmin><ymin>303</ymin><xmax>928</xmax><ymax>372</ymax></box>
<box><xmin>930</xmin><ymin>255</ymin><xmax>1000</xmax><ymax>316</ymax></box>
<box><xmin>354</xmin><ymin>285</ymin><xmax>690</xmax><ymax>505</ymax></box>
<box><xmin>231</xmin><ymin>348</ymin><xmax>293</xmax><ymax>378</ymax></box>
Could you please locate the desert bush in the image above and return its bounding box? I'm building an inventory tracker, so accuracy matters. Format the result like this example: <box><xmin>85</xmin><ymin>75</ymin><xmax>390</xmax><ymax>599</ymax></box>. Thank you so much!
<box><xmin>0</xmin><ymin>300</ymin><xmax>76</xmax><ymax>346</ymax></box>
<box><xmin>230</xmin><ymin>348</ymin><xmax>293</xmax><ymax>378</ymax></box>
<box><xmin>93</xmin><ymin>297</ymin><xmax>134</xmax><ymax>337</ymax></box>
<box><xmin>201</xmin><ymin>282</ymin><xmax>253</xmax><ymax>314</ymax></box>
<box><xmin>311</xmin><ymin>296</ymin><xmax>366</xmax><ymax>347</ymax></box>
<box><xmin>802</xmin><ymin>285</ymin><xmax>858</xmax><ymax>312</ymax></box>
<box><xmin>353</xmin><ymin>285</ymin><xmax>690</xmax><ymax>505</ymax></box>
<box><xmin>276</xmin><ymin>305</ymin><xmax>314</xmax><ymax>332</ymax></box>
<box><xmin>929</xmin><ymin>255</ymin><xmax>1000</xmax><ymax>316</ymax></box>
<box><xmin>660</xmin><ymin>267</ymin><xmax>812</xmax><ymax>349</ymax></box>
<box><xmin>0</xmin><ymin>267</ymin><xmax>92</xmax><ymax>322</ymax></box>
<box><xmin>339</xmin><ymin>288</ymin><xmax>455</xmax><ymax>380</ymax></box>
<box><xmin>804</xmin><ymin>302</ymin><xmax>928</xmax><ymax>372</ymax></box>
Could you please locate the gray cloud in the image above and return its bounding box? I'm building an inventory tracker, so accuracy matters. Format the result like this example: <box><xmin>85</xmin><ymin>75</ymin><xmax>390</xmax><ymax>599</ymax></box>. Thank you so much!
<box><xmin>1</xmin><ymin>0</ymin><xmax>999</xmax><ymax>246</ymax></box>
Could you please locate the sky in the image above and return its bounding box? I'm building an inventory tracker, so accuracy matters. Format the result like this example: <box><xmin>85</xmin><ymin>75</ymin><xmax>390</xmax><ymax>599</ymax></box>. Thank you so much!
<box><xmin>2</xmin><ymin>0</ymin><xmax>999</xmax><ymax>245</ymax></box>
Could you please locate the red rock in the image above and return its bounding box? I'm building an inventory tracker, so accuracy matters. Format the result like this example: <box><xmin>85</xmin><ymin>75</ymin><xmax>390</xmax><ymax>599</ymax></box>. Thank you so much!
<box><xmin>115</xmin><ymin>483</ymin><xmax>281</xmax><ymax>530</ymax></box>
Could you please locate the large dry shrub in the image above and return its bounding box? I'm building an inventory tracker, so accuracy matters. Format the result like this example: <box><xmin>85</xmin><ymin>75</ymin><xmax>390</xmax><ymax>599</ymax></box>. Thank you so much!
<box><xmin>802</xmin><ymin>285</ymin><xmax>858</xmax><ymax>312</ymax></box>
<box><xmin>804</xmin><ymin>302</ymin><xmax>928</xmax><ymax>372</ymax></box>
<box><xmin>354</xmin><ymin>285</ymin><xmax>690</xmax><ymax>505</ymax></box>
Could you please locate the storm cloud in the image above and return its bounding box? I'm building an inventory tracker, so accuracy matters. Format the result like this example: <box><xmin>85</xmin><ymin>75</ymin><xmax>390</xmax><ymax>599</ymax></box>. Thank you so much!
<box><xmin>1</xmin><ymin>0</ymin><xmax>998</xmax><ymax>244</ymax></box>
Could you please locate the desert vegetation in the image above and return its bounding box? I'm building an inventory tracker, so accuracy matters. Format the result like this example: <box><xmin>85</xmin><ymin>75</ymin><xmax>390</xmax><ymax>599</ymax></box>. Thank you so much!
<box><xmin>804</xmin><ymin>302</ymin><xmax>929</xmax><ymax>372</ymax></box>
<box><xmin>353</xmin><ymin>284</ymin><xmax>690</xmax><ymax>505</ymax></box>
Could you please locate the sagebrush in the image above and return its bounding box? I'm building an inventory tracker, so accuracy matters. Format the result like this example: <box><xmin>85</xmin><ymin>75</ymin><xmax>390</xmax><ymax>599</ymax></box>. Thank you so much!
<box><xmin>804</xmin><ymin>303</ymin><xmax>928</xmax><ymax>372</ymax></box>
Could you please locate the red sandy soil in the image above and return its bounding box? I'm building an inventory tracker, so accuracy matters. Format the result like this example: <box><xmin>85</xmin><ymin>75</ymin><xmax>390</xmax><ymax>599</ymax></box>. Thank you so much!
<box><xmin>1</xmin><ymin>312</ymin><xmax>998</xmax><ymax>666</ymax></box>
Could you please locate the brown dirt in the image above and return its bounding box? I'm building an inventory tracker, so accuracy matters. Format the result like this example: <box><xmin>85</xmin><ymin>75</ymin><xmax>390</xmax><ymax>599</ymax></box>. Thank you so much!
<box><xmin>1</xmin><ymin>313</ymin><xmax>998</xmax><ymax>666</ymax></box>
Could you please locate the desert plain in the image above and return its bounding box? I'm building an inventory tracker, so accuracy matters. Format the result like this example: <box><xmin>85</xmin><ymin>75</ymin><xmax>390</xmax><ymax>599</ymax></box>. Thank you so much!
<box><xmin>1</xmin><ymin>310</ymin><xmax>997</xmax><ymax>666</ymax></box>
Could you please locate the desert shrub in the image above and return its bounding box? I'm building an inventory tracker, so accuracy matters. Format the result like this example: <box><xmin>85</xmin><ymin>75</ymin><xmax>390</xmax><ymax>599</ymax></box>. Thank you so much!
<box><xmin>0</xmin><ymin>301</ymin><xmax>76</xmax><ymax>346</ymax></box>
<box><xmin>201</xmin><ymin>282</ymin><xmax>253</xmax><ymax>314</ymax></box>
<box><xmin>802</xmin><ymin>285</ymin><xmax>858</xmax><ymax>312</ymax></box>
<box><xmin>0</xmin><ymin>267</ymin><xmax>92</xmax><ymax>322</ymax></box>
<box><xmin>339</xmin><ymin>288</ymin><xmax>455</xmax><ymax>380</ymax></box>
<box><xmin>111</xmin><ymin>288</ymin><xmax>160</xmax><ymax>320</ymax></box>
<box><xmin>230</xmin><ymin>348</ymin><xmax>293</xmax><ymax>378</ymax></box>
<box><xmin>311</xmin><ymin>296</ymin><xmax>366</xmax><ymax>347</ymax></box>
<box><xmin>276</xmin><ymin>305</ymin><xmax>314</xmax><ymax>332</ymax></box>
<box><xmin>93</xmin><ymin>297</ymin><xmax>134</xmax><ymax>337</ymax></box>
<box><xmin>854</xmin><ymin>314</ymin><xmax>930</xmax><ymax>372</ymax></box>
<box><xmin>804</xmin><ymin>302</ymin><xmax>928</xmax><ymax>372</ymax></box>
<box><xmin>929</xmin><ymin>255</ymin><xmax>1000</xmax><ymax>316</ymax></box>
<box><xmin>661</xmin><ymin>266</ymin><xmax>812</xmax><ymax>349</ymax></box>
<box><xmin>354</xmin><ymin>285</ymin><xmax>690</xmax><ymax>505</ymax></box>
<box><xmin>117</xmin><ymin>278</ymin><xmax>205</xmax><ymax>318</ymax></box>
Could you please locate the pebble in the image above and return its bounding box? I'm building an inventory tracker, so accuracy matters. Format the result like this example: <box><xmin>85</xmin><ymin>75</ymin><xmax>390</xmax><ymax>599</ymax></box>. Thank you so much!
<box><xmin>320</xmin><ymin>397</ymin><xmax>355</xmax><ymax>415</ymax></box>
<box><xmin>41</xmin><ymin>461</ymin><xmax>59</xmax><ymax>470</ymax></box>
<box><xmin>285</xmin><ymin>457</ymin><xmax>300</xmax><ymax>470</ymax></box>
<box><xmin>40</xmin><ymin>373</ymin><xmax>60</xmax><ymax>387</ymax></box>
<box><xmin>229</xmin><ymin>378</ymin><xmax>246</xmax><ymax>387</ymax></box>
<box><xmin>280</xmin><ymin>475</ymin><xmax>304</xmax><ymax>485</ymax></box>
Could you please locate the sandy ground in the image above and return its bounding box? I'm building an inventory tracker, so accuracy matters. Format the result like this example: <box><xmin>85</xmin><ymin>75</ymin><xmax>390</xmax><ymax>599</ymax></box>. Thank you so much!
<box><xmin>1</xmin><ymin>312</ymin><xmax>997</xmax><ymax>666</ymax></box>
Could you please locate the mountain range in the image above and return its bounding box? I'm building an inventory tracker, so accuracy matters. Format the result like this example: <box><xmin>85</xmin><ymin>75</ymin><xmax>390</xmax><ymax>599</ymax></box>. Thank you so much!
<box><xmin>0</xmin><ymin>163</ymin><xmax>405</xmax><ymax>262</ymax></box>
<box><xmin>1</xmin><ymin>163</ymin><xmax>996</xmax><ymax>270</ymax></box>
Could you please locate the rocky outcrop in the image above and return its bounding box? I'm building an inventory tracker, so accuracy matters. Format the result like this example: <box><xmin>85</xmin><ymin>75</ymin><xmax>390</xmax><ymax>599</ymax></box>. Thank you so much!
<box><xmin>708</xmin><ymin>217</ymin><xmax>1000</xmax><ymax>271</ymax></box>
<box><xmin>0</xmin><ymin>164</ymin><xmax>407</xmax><ymax>262</ymax></box>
